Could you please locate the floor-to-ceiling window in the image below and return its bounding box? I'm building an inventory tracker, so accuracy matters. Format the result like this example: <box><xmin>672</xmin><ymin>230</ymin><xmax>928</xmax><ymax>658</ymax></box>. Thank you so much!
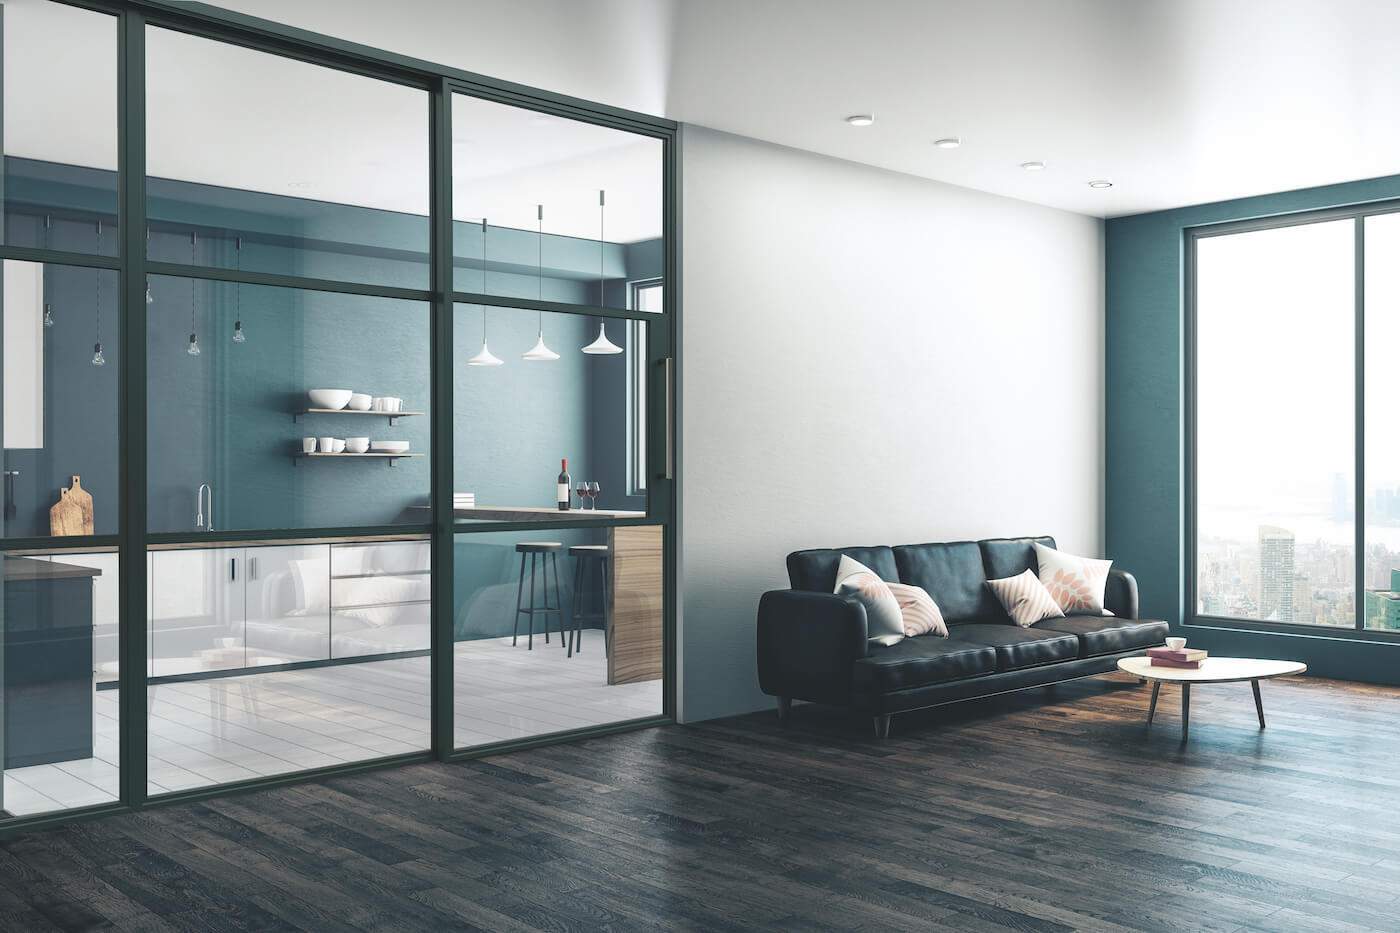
<box><xmin>1190</xmin><ymin>205</ymin><xmax>1400</xmax><ymax>639</ymax></box>
<box><xmin>0</xmin><ymin>0</ymin><xmax>674</xmax><ymax>828</ymax></box>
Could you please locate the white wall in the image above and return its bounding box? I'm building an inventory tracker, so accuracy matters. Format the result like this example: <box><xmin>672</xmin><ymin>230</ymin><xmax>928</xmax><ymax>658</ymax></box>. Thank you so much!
<box><xmin>678</xmin><ymin>127</ymin><xmax>1105</xmax><ymax>723</ymax></box>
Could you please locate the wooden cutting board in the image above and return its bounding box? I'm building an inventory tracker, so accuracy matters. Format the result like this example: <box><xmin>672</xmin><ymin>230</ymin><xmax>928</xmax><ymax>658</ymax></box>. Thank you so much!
<box><xmin>50</xmin><ymin>476</ymin><xmax>94</xmax><ymax>536</ymax></box>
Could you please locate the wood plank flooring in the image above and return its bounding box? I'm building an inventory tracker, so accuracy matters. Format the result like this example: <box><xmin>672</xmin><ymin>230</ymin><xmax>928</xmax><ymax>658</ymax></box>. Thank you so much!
<box><xmin>1</xmin><ymin>671</ymin><xmax>1398</xmax><ymax>931</ymax></box>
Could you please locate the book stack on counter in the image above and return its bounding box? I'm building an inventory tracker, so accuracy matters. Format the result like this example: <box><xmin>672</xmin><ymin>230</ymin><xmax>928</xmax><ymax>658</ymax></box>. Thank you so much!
<box><xmin>1147</xmin><ymin>646</ymin><xmax>1207</xmax><ymax>669</ymax></box>
<box><xmin>453</xmin><ymin>493</ymin><xmax>476</xmax><ymax>510</ymax></box>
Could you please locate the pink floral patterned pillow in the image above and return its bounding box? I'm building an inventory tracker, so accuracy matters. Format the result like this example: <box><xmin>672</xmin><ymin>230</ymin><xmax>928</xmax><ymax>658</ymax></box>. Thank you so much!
<box><xmin>886</xmin><ymin>583</ymin><xmax>949</xmax><ymax>637</ymax></box>
<box><xmin>1034</xmin><ymin>543</ymin><xmax>1113</xmax><ymax>616</ymax></box>
<box><xmin>986</xmin><ymin>569</ymin><xmax>1065</xmax><ymax>627</ymax></box>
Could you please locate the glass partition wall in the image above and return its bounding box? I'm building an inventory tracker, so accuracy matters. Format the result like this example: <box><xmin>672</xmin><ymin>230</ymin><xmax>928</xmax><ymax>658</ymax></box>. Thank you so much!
<box><xmin>0</xmin><ymin>0</ymin><xmax>674</xmax><ymax>829</ymax></box>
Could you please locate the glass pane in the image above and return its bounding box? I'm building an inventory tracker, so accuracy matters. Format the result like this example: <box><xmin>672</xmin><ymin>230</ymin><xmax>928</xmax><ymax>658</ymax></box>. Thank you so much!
<box><xmin>453</xmin><ymin>525</ymin><xmax>663</xmax><ymax>748</ymax></box>
<box><xmin>453</xmin><ymin>304</ymin><xmax>644</xmax><ymax>522</ymax></box>
<box><xmin>451</xmin><ymin>95</ymin><xmax>663</xmax><ymax>309</ymax></box>
<box><xmin>3</xmin><ymin>260</ymin><xmax>119</xmax><ymax>538</ymax></box>
<box><xmin>147</xmin><ymin>539</ymin><xmax>429</xmax><ymax>795</ymax></box>
<box><xmin>146</xmin><ymin>277</ymin><xmax>429</xmax><ymax>533</ymax></box>
<box><xmin>1196</xmin><ymin>220</ymin><xmax>1355</xmax><ymax>626</ymax></box>
<box><xmin>1365</xmin><ymin>212</ymin><xmax>1400</xmax><ymax>630</ymax></box>
<box><xmin>329</xmin><ymin>539</ymin><xmax>430</xmax><ymax>659</ymax></box>
<box><xmin>3</xmin><ymin>1</ymin><xmax>118</xmax><ymax>256</ymax></box>
<box><xmin>1</xmin><ymin>547</ymin><xmax>119</xmax><ymax>817</ymax></box>
<box><xmin>146</xmin><ymin>28</ymin><xmax>429</xmax><ymax>289</ymax></box>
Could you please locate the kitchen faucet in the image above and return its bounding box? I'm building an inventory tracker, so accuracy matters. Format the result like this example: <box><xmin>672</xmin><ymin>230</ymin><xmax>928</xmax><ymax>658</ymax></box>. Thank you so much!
<box><xmin>196</xmin><ymin>483</ymin><xmax>213</xmax><ymax>531</ymax></box>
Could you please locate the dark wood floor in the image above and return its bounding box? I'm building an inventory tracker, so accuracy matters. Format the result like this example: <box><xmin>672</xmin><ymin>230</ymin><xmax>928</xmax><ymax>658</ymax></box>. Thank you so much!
<box><xmin>1</xmin><ymin>671</ymin><xmax>1398</xmax><ymax>931</ymax></box>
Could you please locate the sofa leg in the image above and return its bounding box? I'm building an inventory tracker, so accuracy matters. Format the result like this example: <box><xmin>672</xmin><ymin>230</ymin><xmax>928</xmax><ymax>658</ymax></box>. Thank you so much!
<box><xmin>873</xmin><ymin>714</ymin><xmax>892</xmax><ymax>739</ymax></box>
<box><xmin>776</xmin><ymin>696</ymin><xmax>792</xmax><ymax>726</ymax></box>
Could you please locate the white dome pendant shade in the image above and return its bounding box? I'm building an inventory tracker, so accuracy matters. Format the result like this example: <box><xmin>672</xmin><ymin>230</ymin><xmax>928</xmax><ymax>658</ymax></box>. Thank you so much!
<box><xmin>522</xmin><ymin>204</ymin><xmax>558</xmax><ymax>361</ymax></box>
<box><xmin>467</xmin><ymin>218</ymin><xmax>504</xmax><ymax>366</ymax></box>
<box><xmin>582</xmin><ymin>189</ymin><xmax>623</xmax><ymax>355</ymax></box>
<box><xmin>582</xmin><ymin>320</ymin><xmax>622</xmax><ymax>354</ymax></box>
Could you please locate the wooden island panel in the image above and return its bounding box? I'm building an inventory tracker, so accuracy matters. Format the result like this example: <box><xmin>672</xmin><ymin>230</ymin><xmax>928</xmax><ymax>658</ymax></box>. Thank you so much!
<box><xmin>608</xmin><ymin>525</ymin><xmax>663</xmax><ymax>685</ymax></box>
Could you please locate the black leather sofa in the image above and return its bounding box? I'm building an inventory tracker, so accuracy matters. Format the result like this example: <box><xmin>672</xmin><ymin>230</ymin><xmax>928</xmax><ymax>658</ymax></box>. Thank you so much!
<box><xmin>757</xmin><ymin>536</ymin><xmax>1168</xmax><ymax>737</ymax></box>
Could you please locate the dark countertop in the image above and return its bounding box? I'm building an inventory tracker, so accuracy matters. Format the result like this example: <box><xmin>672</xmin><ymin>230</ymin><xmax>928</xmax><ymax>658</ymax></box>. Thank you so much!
<box><xmin>4</xmin><ymin>557</ymin><xmax>103</xmax><ymax>581</ymax></box>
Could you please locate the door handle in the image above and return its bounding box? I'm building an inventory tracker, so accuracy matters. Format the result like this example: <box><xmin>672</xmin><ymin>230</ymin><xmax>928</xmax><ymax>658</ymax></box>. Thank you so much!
<box><xmin>249</xmin><ymin>557</ymin><xmax>258</xmax><ymax>580</ymax></box>
<box><xmin>230</xmin><ymin>557</ymin><xmax>237</xmax><ymax>581</ymax></box>
<box><xmin>662</xmin><ymin>357</ymin><xmax>673</xmax><ymax>481</ymax></box>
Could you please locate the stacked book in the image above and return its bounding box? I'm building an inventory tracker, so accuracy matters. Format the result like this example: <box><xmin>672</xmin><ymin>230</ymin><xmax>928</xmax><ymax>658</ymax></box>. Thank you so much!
<box><xmin>1147</xmin><ymin>646</ymin><xmax>1207</xmax><ymax>669</ymax></box>
<box><xmin>453</xmin><ymin>493</ymin><xmax>476</xmax><ymax>509</ymax></box>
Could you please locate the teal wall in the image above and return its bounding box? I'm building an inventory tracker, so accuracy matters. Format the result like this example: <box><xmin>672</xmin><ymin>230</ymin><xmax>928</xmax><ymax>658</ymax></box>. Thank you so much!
<box><xmin>1106</xmin><ymin>171</ymin><xmax>1400</xmax><ymax>683</ymax></box>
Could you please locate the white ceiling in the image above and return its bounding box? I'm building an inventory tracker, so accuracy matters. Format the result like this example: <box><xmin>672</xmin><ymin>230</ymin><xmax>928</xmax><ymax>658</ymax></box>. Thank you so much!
<box><xmin>9</xmin><ymin>0</ymin><xmax>1400</xmax><ymax>221</ymax></box>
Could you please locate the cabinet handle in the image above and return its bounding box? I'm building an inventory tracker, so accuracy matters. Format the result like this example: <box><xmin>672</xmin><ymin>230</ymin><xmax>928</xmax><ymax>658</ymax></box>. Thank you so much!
<box><xmin>250</xmin><ymin>557</ymin><xmax>258</xmax><ymax>580</ymax></box>
<box><xmin>230</xmin><ymin>557</ymin><xmax>237</xmax><ymax>581</ymax></box>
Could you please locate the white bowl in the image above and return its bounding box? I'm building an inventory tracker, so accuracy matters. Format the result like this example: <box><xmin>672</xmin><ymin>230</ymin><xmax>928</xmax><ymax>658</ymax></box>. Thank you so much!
<box><xmin>371</xmin><ymin>440</ymin><xmax>410</xmax><ymax>453</ymax></box>
<box><xmin>347</xmin><ymin>393</ymin><xmax>372</xmax><ymax>411</ymax></box>
<box><xmin>345</xmin><ymin>436</ymin><xmax>370</xmax><ymax>453</ymax></box>
<box><xmin>309</xmin><ymin>388</ymin><xmax>353</xmax><ymax>410</ymax></box>
<box><xmin>1165</xmin><ymin>636</ymin><xmax>1186</xmax><ymax>651</ymax></box>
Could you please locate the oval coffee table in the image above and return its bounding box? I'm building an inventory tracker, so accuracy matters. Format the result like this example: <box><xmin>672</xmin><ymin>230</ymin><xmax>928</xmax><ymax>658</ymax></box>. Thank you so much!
<box><xmin>1117</xmin><ymin>656</ymin><xmax>1306</xmax><ymax>740</ymax></box>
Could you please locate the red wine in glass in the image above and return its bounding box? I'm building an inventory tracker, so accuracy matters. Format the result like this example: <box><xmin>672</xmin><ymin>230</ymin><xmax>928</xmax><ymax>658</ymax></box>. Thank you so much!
<box><xmin>575</xmin><ymin>481</ymin><xmax>588</xmax><ymax>509</ymax></box>
<box><xmin>586</xmin><ymin>481</ymin><xmax>600</xmax><ymax>510</ymax></box>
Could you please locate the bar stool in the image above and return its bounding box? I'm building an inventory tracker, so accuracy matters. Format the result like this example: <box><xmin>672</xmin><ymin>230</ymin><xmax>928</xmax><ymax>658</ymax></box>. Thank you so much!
<box><xmin>513</xmin><ymin>542</ymin><xmax>564</xmax><ymax>650</ymax></box>
<box><xmin>568</xmin><ymin>544</ymin><xmax>611</xmax><ymax>659</ymax></box>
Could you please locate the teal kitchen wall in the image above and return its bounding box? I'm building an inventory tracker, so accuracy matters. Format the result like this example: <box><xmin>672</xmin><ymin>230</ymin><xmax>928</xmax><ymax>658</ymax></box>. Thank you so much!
<box><xmin>1106</xmin><ymin>171</ymin><xmax>1400</xmax><ymax>683</ymax></box>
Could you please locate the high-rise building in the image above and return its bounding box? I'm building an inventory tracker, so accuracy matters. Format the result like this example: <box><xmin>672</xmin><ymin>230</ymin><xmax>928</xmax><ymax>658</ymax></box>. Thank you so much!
<box><xmin>1258</xmin><ymin>525</ymin><xmax>1295</xmax><ymax>621</ymax></box>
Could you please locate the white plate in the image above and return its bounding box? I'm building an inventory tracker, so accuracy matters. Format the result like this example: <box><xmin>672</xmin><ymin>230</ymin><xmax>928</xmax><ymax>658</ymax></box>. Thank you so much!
<box><xmin>370</xmin><ymin>441</ymin><xmax>410</xmax><ymax>453</ymax></box>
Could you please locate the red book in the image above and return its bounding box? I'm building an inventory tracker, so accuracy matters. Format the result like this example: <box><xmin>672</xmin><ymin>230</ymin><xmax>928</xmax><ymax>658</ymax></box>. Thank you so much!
<box><xmin>1147</xmin><ymin>646</ymin><xmax>1207</xmax><ymax>662</ymax></box>
<box><xmin>1151</xmin><ymin>657</ymin><xmax>1203</xmax><ymax>669</ymax></box>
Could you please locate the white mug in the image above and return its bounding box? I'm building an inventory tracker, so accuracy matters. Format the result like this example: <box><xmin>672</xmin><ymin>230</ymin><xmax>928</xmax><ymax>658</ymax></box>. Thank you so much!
<box><xmin>387</xmin><ymin>397</ymin><xmax>403</xmax><ymax>412</ymax></box>
<box><xmin>332</xmin><ymin>439</ymin><xmax>347</xmax><ymax>453</ymax></box>
<box><xmin>302</xmin><ymin>437</ymin><xmax>316</xmax><ymax>454</ymax></box>
<box><xmin>319</xmin><ymin>436</ymin><xmax>336</xmax><ymax>453</ymax></box>
<box><xmin>371</xmin><ymin>397</ymin><xmax>386</xmax><ymax>411</ymax></box>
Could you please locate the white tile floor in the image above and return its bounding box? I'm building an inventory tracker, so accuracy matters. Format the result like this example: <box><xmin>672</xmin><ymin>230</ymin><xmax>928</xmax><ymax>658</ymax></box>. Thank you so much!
<box><xmin>1</xmin><ymin>635</ymin><xmax>661</xmax><ymax>817</ymax></box>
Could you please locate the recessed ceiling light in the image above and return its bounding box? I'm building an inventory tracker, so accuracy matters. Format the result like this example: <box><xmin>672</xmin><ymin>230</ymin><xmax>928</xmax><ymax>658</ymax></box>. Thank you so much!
<box><xmin>1020</xmin><ymin>161</ymin><xmax>1045</xmax><ymax>171</ymax></box>
<box><xmin>1088</xmin><ymin>179</ymin><xmax>1114</xmax><ymax>188</ymax></box>
<box><xmin>845</xmin><ymin>114</ymin><xmax>875</xmax><ymax>126</ymax></box>
<box><xmin>933</xmin><ymin>137</ymin><xmax>961</xmax><ymax>149</ymax></box>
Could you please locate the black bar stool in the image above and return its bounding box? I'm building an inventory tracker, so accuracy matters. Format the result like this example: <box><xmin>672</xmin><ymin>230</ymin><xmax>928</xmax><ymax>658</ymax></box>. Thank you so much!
<box><xmin>513</xmin><ymin>542</ymin><xmax>564</xmax><ymax>650</ymax></box>
<box><xmin>568</xmin><ymin>544</ymin><xmax>611</xmax><ymax>659</ymax></box>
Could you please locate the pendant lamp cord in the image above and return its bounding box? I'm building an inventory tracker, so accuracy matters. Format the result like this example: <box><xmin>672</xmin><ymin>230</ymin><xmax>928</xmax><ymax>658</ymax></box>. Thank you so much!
<box><xmin>537</xmin><ymin>204</ymin><xmax>544</xmax><ymax>335</ymax></box>
<box><xmin>235</xmin><ymin>236</ymin><xmax>242</xmax><ymax>328</ymax></box>
<box><xmin>482</xmin><ymin>218</ymin><xmax>488</xmax><ymax>341</ymax></box>
<box><xmin>190</xmin><ymin>231</ymin><xmax>198</xmax><ymax>335</ymax></box>
<box><xmin>94</xmin><ymin>221</ymin><xmax>102</xmax><ymax>344</ymax></box>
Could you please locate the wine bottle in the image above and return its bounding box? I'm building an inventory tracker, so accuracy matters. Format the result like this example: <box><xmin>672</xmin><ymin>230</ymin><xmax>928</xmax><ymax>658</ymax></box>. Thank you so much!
<box><xmin>557</xmin><ymin>458</ymin><xmax>571</xmax><ymax>510</ymax></box>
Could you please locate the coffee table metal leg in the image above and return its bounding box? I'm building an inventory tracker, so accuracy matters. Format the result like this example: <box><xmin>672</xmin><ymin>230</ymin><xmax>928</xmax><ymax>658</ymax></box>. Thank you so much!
<box><xmin>1146</xmin><ymin>681</ymin><xmax>1160</xmax><ymax>727</ymax></box>
<box><xmin>1181</xmin><ymin>683</ymin><xmax>1190</xmax><ymax>740</ymax></box>
<box><xmin>1252</xmin><ymin>678</ymin><xmax>1265</xmax><ymax>729</ymax></box>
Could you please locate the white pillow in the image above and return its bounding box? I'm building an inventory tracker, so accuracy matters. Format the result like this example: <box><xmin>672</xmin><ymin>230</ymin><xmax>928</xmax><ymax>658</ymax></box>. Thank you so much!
<box><xmin>887</xmin><ymin>582</ymin><xmax>948</xmax><ymax>637</ymax></box>
<box><xmin>834</xmin><ymin>555</ymin><xmax>905</xmax><ymax>646</ymax></box>
<box><xmin>1034</xmin><ymin>543</ymin><xmax>1113</xmax><ymax>616</ymax></box>
<box><xmin>986</xmin><ymin>569</ymin><xmax>1066</xmax><ymax>627</ymax></box>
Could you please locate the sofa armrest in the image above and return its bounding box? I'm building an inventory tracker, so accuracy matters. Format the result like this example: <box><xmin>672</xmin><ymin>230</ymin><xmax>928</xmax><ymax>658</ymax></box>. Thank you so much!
<box><xmin>757</xmin><ymin>590</ymin><xmax>869</xmax><ymax>705</ymax></box>
<box><xmin>1105</xmin><ymin>569</ymin><xmax>1139</xmax><ymax>620</ymax></box>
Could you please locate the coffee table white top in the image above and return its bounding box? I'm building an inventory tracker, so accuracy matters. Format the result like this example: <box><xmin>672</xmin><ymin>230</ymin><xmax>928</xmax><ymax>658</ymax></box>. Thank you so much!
<box><xmin>1118</xmin><ymin>656</ymin><xmax>1306</xmax><ymax>683</ymax></box>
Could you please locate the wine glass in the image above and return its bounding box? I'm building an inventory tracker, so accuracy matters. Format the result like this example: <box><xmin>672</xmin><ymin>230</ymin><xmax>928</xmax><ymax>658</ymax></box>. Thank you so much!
<box><xmin>586</xmin><ymin>481</ymin><xmax>600</xmax><ymax>511</ymax></box>
<box><xmin>575</xmin><ymin>481</ymin><xmax>588</xmax><ymax>510</ymax></box>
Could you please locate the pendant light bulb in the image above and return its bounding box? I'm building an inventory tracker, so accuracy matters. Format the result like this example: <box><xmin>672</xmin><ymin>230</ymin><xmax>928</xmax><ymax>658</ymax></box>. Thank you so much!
<box><xmin>522</xmin><ymin>204</ymin><xmax>557</xmax><ymax>360</ymax></box>
<box><xmin>231</xmin><ymin>236</ymin><xmax>246</xmax><ymax>343</ymax></box>
<box><xmin>91</xmin><ymin>343</ymin><xmax>105</xmax><ymax>367</ymax></box>
<box><xmin>145</xmin><ymin>280</ymin><xmax>154</xmax><ymax>304</ymax></box>
<box><xmin>187</xmin><ymin>333</ymin><xmax>201</xmax><ymax>356</ymax></box>
<box><xmin>467</xmin><ymin>219</ymin><xmax>502</xmax><ymax>366</ymax></box>
<box><xmin>232</xmin><ymin>320</ymin><xmax>246</xmax><ymax>343</ymax></box>
<box><xmin>583</xmin><ymin>189</ymin><xmax>623</xmax><ymax>355</ymax></box>
<box><xmin>582</xmin><ymin>321</ymin><xmax>623</xmax><ymax>354</ymax></box>
<box><xmin>43</xmin><ymin>304</ymin><xmax>54</xmax><ymax>328</ymax></box>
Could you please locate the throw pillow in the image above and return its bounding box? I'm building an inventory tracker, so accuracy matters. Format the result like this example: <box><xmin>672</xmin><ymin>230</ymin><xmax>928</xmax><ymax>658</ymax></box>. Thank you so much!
<box><xmin>886</xmin><ymin>582</ymin><xmax>949</xmax><ymax>637</ymax></box>
<box><xmin>834</xmin><ymin>554</ymin><xmax>905</xmax><ymax>646</ymax></box>
<box><xmin>986</xmin><ymin>569</ymin><xmax>1066</xmax><ymax>627</ymax></box>
<box><xmin>1034</xmin><ymin>542</ymin><xmax>1113</xmax><ymax>616</ymax></box>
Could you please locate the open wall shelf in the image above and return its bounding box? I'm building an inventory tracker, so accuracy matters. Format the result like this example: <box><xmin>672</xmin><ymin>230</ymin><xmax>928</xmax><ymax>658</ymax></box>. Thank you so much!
<box><xmin>292</xmin><ymin>409</ymin><xmax>424</xmax><ymax>427</ymax></box>
<box><xmin>293</xmin><ymin>452</ymin><xmax>423</xmax><ymax>467</ymax></box>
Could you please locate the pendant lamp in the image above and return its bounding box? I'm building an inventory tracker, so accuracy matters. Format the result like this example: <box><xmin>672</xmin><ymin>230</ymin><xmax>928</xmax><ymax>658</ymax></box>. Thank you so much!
<box><xmin>582</xmin><ymin>189</ymin><xmax>622</xmax><ymax>355</ymax></box>
<box><xmin>232</xmin><ymin>237</ymin><xmax>246</xmax><ymax>343</ymax></box>
<box><xmin>522</xmin><ymin>204</ymin><xmax>559</xmax><ymax>361</ymax></box>
<box><xmin>466</xmin><ymin>218</ymin><xmax>503</xmax><ymax>366</ymax></box>
<box><xmin>91</xmin><ymin>221</ymin><xmax>105</xmax><ymax>366</ymax></box>
<box><xmin>43</xmin><ymin>216</ymin><xmax>55</xmax><ymax>327</ymax></box>
<box><xmin>187</xmin><ymin>232</ymin><xmax>201</xmax><ymax>356</ymax></box>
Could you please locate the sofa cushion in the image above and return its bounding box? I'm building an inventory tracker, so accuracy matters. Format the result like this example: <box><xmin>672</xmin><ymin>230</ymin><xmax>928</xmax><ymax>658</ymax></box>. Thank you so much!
<box><xmin>852</xmin><ymin>637</ymin><xmax>997</xmax><ymax>693</ymax></box>
<box><xmin>1033</xmin><ymin>616</ymin><xmax>1170</xmax><ymax>657</ymax></box>
<box><xmin>986</xmin><ymin>569</ymin><xmax>1066</xmax><ymax>627</ymax></box>
<box><xmin>951</xmin><ymin>623</ymin><xmax>1080</xmax><ymax>671</ymax></box>
<box><xmin>788</xmin><ymin>546</ymin><xmax>898</xmax><ymax>592</ymax></box>
<box><xmin>834</xmin><ymin>555</ymin><xmax>905</xmax><ymax>646</ymax></box>
<box><xmin>887</xmin><ymin>582</ymin><xmax>948</xmax><ymax>637</ymax></box>
<box><xmin>1034</xmin><ymin>542</ymin><xmax>1112</xmax><ymax>616</ymax></box>
<box><xmin>980</xmin><ymin>536</ymin><xmax>1056</xmax><ymax>581</ymax></box>
<box><xmin>893</xmin><ymin>542</ymin><xmax>1005</xmax><ymax>624</ymax></box>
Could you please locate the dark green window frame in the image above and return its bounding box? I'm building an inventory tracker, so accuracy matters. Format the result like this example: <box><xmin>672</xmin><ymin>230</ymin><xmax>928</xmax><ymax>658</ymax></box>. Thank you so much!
<box><xmin>0</xmin><ymin>0</ymin><xmax>678</xmax><ymax>834</ymax></box>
